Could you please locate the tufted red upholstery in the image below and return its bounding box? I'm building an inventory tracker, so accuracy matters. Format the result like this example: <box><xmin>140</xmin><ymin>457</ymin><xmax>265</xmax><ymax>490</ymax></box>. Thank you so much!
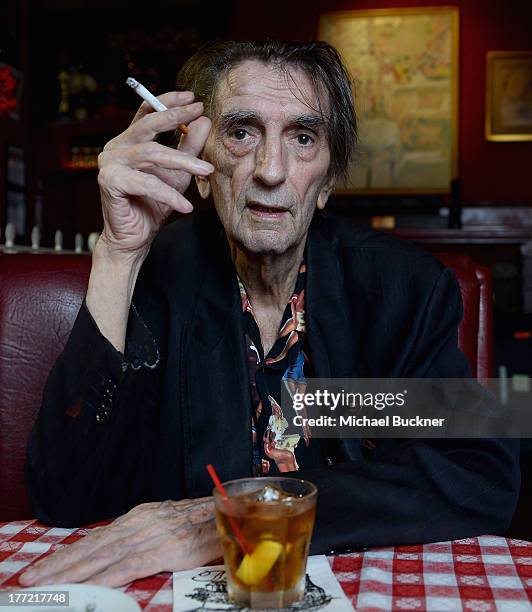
<box><xmin>0</xmin><ymin>254</ymin><xmax>91</xmax><ymax>522</ymax></box>
<box><xmin>0</xmin><ymin>251</ymin><xmax>492</xmax><ymax>521</ymax></box>
<box><xmin>434</xmin><ymin>253</ymin><xmax>494</xmax><ymax>380</ymax></box>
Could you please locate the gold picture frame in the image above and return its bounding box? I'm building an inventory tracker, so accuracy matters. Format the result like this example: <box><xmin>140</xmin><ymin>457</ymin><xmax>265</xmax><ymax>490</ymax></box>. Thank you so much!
<box><xmin>486</xmin><ymin>51</ymin><xmax>532</xmax><ymax>142</ymax></box>
<box><xmin>319</xmin><ymin>6</ymin><xmax>459</xmax><ymax>194</ymax></box>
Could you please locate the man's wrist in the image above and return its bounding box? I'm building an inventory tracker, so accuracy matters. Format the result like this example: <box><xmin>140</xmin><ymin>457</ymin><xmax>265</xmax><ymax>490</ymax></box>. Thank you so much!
<box><xmin>86</xmin><ymin>237</ymin><xmax>149</xmax><ymax>353</ymax></box>
<box><xmin>93</xmin><ymin>234</ymin><xmax>150</xmax><ymax>273</ymax></box>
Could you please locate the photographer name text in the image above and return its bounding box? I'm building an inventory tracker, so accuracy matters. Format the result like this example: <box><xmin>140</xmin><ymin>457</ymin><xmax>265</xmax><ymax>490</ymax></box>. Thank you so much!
<box><xmin>292</xmin><ymin>414</ymin><xmax>446</xmax><ymax>428</ymax></box>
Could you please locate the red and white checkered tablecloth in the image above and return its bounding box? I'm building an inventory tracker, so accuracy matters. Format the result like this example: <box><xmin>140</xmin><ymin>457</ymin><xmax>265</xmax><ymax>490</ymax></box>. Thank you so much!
<box><xmin>0</xmin><ymin>520</ymin><xmax>531</xmax><ymax>611</ymax></box>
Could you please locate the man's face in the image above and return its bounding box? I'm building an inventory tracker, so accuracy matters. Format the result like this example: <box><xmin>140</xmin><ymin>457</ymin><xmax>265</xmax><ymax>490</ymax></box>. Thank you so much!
<box><xmin>198</xmin><ymin>60</ymin><xmax>333</xmax><ymax>256</ymax></box>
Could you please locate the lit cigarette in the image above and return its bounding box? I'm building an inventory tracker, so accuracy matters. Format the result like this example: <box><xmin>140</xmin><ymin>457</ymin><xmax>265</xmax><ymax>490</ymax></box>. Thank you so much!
<box><xmin>126</xmin><ymin>77</ymin><xmax>189</xmax><ymax>135</ymax></box>
<box><xmin>126</xmin><ymin>77</ymin><xmax>167</xmax><ymax>111</ymax></box>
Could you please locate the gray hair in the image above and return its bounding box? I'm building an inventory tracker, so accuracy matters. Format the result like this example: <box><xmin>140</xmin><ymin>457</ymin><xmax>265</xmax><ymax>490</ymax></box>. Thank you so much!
<box><xmin>176</xmin><ymin>40</ymin><xmax>357</xmax><ymax>180</ymax></box>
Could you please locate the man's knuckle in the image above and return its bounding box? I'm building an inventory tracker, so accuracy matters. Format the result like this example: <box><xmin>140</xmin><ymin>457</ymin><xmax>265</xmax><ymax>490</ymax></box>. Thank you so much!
<box><xmin>141</xmin><ymin>112</ymin><xmax>160</xmax><ymax>129</ymax></box>
<box><xmin>97</xmin><ymin>151</ymin><xmax>107</xmax><ymax>169</ymax></box>
<box><xmin>155</xmin><ymin>507</ymin><xmax>172</xmax><ymax>522</ymax></box>
<box><xmin>158</xmin><ymin>499</ymin><xmax>175</xmax><ymax>510</ymax></box>
<box><xmin>97</xmin><ymin>163</ymin><xmax>120</xmax><ymax>187</ymax></box>
<box><xmin>97</xmin><ymin>166</ymin><xmax>110</xmax><ymax>187</ymax></box>
<box><xmin>134</xmin><ymin>502</ymin><xmax>158</xmax><ymax>516</ymax></box>
<box><xmin>102</xmin><ymin>138</ymin><xmax>117</xmax><ymax>152</ymax></box>
<box><xmin>144</xmin><ymin>142</ymin><xmax>160</xmax><ymax>157</ymax></box>
<box><xmin>146</xmin><ymin>174</ymin><xmax>162</xmax><ymax>190</ymax></box>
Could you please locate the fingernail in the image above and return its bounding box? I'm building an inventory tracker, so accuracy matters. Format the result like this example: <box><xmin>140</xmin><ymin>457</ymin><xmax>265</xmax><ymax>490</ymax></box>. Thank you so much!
<box><xmin>196</xmin><ymin>162</ymin><xmax>214</xmax><ymax>173</ymax></box>
<box><xmin>19</xmin><ymin>570</ymin><xmax>36</xmax><ymax>584</ymax></box>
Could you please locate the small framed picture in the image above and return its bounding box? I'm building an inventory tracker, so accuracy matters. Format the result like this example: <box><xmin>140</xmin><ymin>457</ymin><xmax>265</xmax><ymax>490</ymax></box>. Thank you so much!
<box><xmin>486</xmin><ymin>51</ymin><xmax>532</xmax><ymax>142</ymax></box>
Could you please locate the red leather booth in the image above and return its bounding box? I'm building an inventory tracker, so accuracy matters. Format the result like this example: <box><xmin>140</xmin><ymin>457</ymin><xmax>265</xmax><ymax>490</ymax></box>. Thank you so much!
<box><xmin>0</xmin><ymin>254</ymin><xmax>91</xmax><ymax>522</ymax></box>
<box><xmin>435</xmin><ymin>253</ymin><xmax>493</xmax><ymax>381</ymax></box>
<box><xmin>0</xmin><ymin>251</ymin><xmax>493</xmax><ymax>522</ymax></box>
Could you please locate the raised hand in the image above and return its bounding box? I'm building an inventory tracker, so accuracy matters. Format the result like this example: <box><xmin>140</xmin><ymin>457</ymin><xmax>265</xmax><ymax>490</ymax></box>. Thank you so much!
<box><xmin>86</xmin><ymin>91</ymin><xmax>213</xmax><ymax>352</ymax></box>
<box><xmin>96</xmin><ymin>91</ymin><xmax>213</xmax><ymax>259</ymax></box>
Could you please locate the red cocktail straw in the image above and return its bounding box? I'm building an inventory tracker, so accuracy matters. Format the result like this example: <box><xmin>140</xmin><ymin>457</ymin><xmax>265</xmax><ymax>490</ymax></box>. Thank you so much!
<box><xmin>207</xmin><ymin>464</ymin><xmax>252</xmax><ymax>555</ymax></box>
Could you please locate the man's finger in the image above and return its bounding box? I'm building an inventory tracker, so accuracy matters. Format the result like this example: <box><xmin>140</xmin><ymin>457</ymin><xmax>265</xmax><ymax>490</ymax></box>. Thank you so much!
<box><xmin>116</xmin><ymin>103</ymin><xmax>205</xmax><ymax>147</ymax></box>
<box><xmin>131</xmin><ymin>91</ymin><xmax>195</xmax><ymax>124</ymax></box>
<box><xmin>19</xmin><ymin>524</ymin><xmax>156</xmax><ymax>587</ymax></box>
<box><xmin>18</xmin><ymin>511</ymin><xmax>154</xmax><ymax>586</ymax></box>
<box><xmin>19</xmin><ymin>498</ymin><xmax>214</xmax><ymax>587</ymax></box>
<box><xmin>178</xmin><ymin>116</ymin><xmax>212</xmax><ymax>159</ymax></box>
<box><xmin>100</xmin><ymin>142</ymin><xmax>214</xmax><ymax>175</ymax></box>
<box><xmin>19</xmin><ymin>515</ymin><xmax>158</xmax><ymax>587</ymax></box>
<box><xmin>83</xmin><ymin>548</ymin><xmax>166</xmax><ymax>588</ymax></box>
<box><xmin>100</xmin><ymin>165</ymin><xmax>195</xmax><ymax>214</ymax></box>
<box><xmin>18</xmin><ymin>527</ymin><xmax>127</xmax><ymax>586</ymax></box>
<box><xmin>26</xmin><ymin>539</ymin><xmax>134</xmax><ymax>586</ymax></box>
<box><xmin>45</xmin><ymin>525</ymin><xmax>169</xmax><ymax>586</ymax></box>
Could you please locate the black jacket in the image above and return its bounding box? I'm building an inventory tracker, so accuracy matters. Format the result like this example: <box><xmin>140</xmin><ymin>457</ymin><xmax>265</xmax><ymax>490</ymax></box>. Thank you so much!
<box><xmin>26</xmin><ymin>211</ymin><xmax>520</xmax><ymax>554</ymax></box>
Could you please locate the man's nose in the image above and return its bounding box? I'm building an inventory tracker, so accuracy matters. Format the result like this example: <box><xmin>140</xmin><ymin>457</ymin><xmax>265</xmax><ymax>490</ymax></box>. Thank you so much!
<box><xmin>253</xmin><ymin>135</ymin><xmax>287</xmax><ymax>187</ymax></box>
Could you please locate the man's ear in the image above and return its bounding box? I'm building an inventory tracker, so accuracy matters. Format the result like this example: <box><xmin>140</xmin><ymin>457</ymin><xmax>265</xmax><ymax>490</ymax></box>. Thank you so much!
<box><xmin>195</xmin><ymin>175</ymin><xmax>211</xmax><ymax>199</ymax></box>
<box><xmin>316</xmin><ymin>178</ymin><xmax>334</xmax><ymax>210</ymax></box>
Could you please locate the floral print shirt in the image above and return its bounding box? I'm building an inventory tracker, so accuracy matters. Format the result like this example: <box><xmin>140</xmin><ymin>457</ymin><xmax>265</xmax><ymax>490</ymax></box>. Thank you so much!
<box><xmin>239</xmin><ymin>262</ymin><xmax>321</xmax><ymax>476</ymax></box>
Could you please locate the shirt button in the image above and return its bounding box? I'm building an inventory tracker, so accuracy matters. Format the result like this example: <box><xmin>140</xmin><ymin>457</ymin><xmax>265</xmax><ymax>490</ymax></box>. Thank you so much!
<box><xmin>95</xmin><ymin>401</ymin><xmax>111</xmax><ymax>424</ymax></box>
<box><xmin>95</xmin><ymin>411</ymin><xmax>109</xmax><ymax>424</ymax></box>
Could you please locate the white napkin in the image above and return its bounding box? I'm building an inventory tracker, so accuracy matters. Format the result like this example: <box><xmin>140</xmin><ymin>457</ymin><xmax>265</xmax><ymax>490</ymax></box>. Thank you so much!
<box><xmin>172</xmin><ymin>554</ymin><xmax>353</xmax><ymax>611</ymax></box>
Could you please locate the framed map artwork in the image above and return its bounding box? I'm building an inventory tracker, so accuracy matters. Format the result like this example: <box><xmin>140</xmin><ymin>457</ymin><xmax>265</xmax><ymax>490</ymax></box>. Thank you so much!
<box><xmin>319</xmin><ymin>7</ymin><xmax>459</xmax><ymax>193</ymax></box>
<box><xmin>485</xmin><ymin>51</ymin><xmax>532</xmax><ymax>142</ymax></box>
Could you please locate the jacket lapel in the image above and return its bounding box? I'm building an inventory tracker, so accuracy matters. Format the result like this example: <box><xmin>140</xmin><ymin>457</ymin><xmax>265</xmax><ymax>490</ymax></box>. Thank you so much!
<box><xmin>306</xmin><ymin>214</ymin><xmax>360</xmax><ymax>379</ymax></box>
<box><xmin>306</xmin><ymin>214</ymin><xmax>365</xmax><ymax>462</ymax></box>
<box><xmin>182</xmin><ymin>226</ymin><xmax>252</xmax><ymax>498</ymax></box>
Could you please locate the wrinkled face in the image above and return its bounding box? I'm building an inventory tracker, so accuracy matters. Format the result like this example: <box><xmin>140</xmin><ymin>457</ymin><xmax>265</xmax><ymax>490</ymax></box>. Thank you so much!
<box><xmin>197</xmin><ymin>60</ymin><xmax>333</xmax><ymax>256</ymax></box>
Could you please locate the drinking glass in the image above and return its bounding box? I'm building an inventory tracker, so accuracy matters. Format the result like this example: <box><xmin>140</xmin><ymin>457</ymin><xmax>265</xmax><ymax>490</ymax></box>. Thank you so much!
<box><xmin>213</xmin><ymin>477</ymin><xmax>317</xmax><ymax>609</ymax></box>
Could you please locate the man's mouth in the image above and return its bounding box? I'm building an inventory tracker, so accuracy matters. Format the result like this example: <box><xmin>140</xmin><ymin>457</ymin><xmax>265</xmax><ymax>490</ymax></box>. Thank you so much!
<box><xmin>247</xmin><ymin>202</ymin><xmax>289</xmax><ymax>217</ymax></box>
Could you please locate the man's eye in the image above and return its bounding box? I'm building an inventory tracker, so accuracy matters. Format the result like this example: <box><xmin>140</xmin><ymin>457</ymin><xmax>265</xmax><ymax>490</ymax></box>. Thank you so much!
<box><xmin>297</xmin><ymin>133</ymin><xmax>313</xmax><ymax>145</ymax></box>
<box><xmin>232</xmin><ymin>129</ymin><xmax>248</xmax><ymax>141</ymax></box>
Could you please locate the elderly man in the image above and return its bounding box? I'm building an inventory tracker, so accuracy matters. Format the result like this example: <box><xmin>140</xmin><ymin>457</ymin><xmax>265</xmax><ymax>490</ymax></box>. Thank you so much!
<box><xmin>21</xmin><ymin>40</ymin><xmax>519</xmax><ymax>588</ymax></box>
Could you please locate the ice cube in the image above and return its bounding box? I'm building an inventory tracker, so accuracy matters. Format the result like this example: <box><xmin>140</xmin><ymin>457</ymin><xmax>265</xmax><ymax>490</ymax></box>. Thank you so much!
<box><xmin>254</xmin><ymin>484</ymin><xmax>285</xmax><ymax>502</ymax></box>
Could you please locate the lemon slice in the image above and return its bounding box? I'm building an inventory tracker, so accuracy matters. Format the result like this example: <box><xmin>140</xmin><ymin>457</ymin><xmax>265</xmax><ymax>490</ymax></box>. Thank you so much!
<box><xmin>235</xmin><ymin>540</ymin><xmax>283</xmax><ymax>586</ymax></box>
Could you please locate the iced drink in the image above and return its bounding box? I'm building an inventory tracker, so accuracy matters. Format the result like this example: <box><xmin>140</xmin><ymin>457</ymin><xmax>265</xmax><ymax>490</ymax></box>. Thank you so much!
<box><xmin>213</xmin><ymin>477</ymin><xmax>317</xmax><ymax>609</ymax></box>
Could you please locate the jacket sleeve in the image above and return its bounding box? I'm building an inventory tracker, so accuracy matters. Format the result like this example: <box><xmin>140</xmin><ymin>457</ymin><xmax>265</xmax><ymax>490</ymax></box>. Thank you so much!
<box><xmin>297</xmin><ymin>267</ymin><xmax>521</xmax><ymax>554</ymax></box>
<box><xmin>26</xmin><ymin>300</ymin><xmax>162</xmax><ymax>527</ymax></box>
